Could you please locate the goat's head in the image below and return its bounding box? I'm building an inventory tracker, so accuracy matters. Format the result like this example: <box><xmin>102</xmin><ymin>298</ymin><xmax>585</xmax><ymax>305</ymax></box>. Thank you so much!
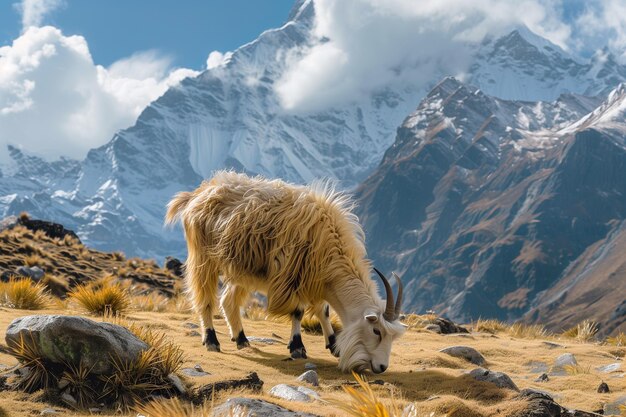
<box><xmin>336</xmin><ymin>268</ymin><xmax>407</xmax><ymax>373</ymax></box>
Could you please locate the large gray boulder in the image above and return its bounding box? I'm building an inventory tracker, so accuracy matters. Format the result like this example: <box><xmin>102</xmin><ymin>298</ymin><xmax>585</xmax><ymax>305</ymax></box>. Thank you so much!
<box><xmin>213</xmin><ymin>398</ymin><xmax>319</xmax><ymax>417</ymax></box>
<box><xmin>5</xmin><ymin>315</ymin><xmax>148</xmax><ymax>375</ymax></box>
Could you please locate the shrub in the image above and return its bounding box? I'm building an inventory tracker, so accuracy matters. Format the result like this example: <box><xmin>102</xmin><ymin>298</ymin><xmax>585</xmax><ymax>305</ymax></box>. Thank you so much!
<box><xmin>402</xmin><ymin>313</ymin><xmax>438</xmax><ymax>330</ymax></box>
<box><xmin>112</xmin><ymin>251</ymin><xmax>126</xmax><ymax>261</ymax></box>
<box><xmin>0</xmin><ymin>277</ymin><xmax>50</xmax><ymax>310</ymax></box>
<box><xmin>6</xmin><ymin>332</ymin><xmax>54</xmax><ymax>392</ymax></box>
<box><xmin>68</xmin><ymin>283</ymin><xmax>130</xmax><ymax>315</ymax></box>
<box><xmin>132</xmin><ymin>293</ymin><xmax>171</xmax><ymax>312</ymax></box>
<box><xmin>301</xmin><ymin>311</ymin><xmax>342</xmax><ymax>335</ymax></box>
<box><xmin>134</xmin><ymin>398</ymin><xmax>212</xmax><ymax>417</ymax></box>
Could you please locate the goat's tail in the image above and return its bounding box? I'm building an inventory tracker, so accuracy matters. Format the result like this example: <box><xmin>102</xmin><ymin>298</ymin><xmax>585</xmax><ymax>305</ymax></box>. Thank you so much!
<box><xmin>165</xmin><ymin>191</ymin><xmax>194</xmax><ymax>226</ymax></box>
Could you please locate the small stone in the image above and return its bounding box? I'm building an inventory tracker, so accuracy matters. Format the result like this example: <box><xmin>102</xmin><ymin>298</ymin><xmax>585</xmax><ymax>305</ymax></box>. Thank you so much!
<box><xmin>542</xmin><ymin>341</ymin><xmax>563</xmax><ymax>349</ymax></box>
<box><xmin>187</xmin><ymin>330</ymin><xmax>201</xmax><ymax>337</ymax></box>
<box><xmin>467</xmin><ymin>368</ymin><xmax>519</xmax><ymax>391</ymax></box>
<box><xmin>440</xmin><ymin>346</ymin><xmax>486</xmax><ymax>365</ymax></box>
<box><xmin>526</xmin><ymin>361</ymin><xmax>549</xmax><ymax>373</ymax></box>
<box><xmin>596</xmin><ymin>363</ymin><xmax>621</xmax><ymax>373</ymax></box>
<box><xmin>603</xmin><ymin>394</ymin><xmax>626</xmax><ymax>415</ymax></box>
<box><xmin>248</xmin><ymin>336</ymin><xmax>280</xmax><ymax>345</ymax></box>
<box><xmin>425</xmin><ymin>324</ymin><xmax>442</xmax><ymax>333</ymax></box>
<box><xmin>167</xmin><ymin>373</ymin><xmax>186</xmax><ymax>394</ymax></box>
<box><xmin>194</xmin><ymin>364</ymin><xmax>204</xmax><ymax>372</ymax></box>
<box><xmin>183</xmin><ymin>322</ymin><xmax>199</xmax><ymax>329</ymax></box>
<box><xmin>181</xmin><ymin>367</ymin><xmax>210</xmax><ymax>377</ymax></box>
<box><xmin>61</xmin><ymin>393</ymin><xmax>77</xmax><ymax>406</ymax></box>
<box><xmin>269</xmin><ymin>384</ymin><xmax>319</xmax><ymax>402</ymax></box>
<box><xmin>304</xmin><ymin>362</ymin><xmax>317</xmax><ymax>370</ymax></box>
<box><xmin>87</xmin><ymin>408</ymin><xmax>101</xmax><ymax>414</ymax></box>
<box><xmin>40</xmin><ymin>409</ymin><xmax>59</xmax><ymax>415</ymax></box>
<box><xmin>597</xmin><ymin>382</ymin><xmax>610</xmax><ymax>393</ymax></box>
<box><xmin>534</xmin><ymin>373</ymin><xmax>549</xmax><ymax>382</ymax></box>
<box><xmin>297</xmin><ymin>370</ymin><xmax>319</xmax><ymax>387</ymax></box>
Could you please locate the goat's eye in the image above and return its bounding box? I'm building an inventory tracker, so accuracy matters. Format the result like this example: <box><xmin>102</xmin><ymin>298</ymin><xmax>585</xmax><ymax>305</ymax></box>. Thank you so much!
<box><xmin>373</xmin><ymin>328</ymin><xmax>381</xmax><ymax>339</ymax></box>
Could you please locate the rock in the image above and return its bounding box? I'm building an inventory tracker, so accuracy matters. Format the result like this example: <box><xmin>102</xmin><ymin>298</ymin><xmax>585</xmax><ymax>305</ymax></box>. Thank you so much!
<box><xmin>87</xmin><ymin>408</ymin><xmax>101</xmax><ymax>414</ymax></box>
<box><xmin>183</xmin><ymin>322</ymin><xmax>199</xmax><ymax>329</ymax></box>
<box><xmin>61</xmin><ymin>392</ymin><xmax>77</xmax><ymax>406</ymax></box>
<box><xmin>248</xmin><ymin>336</ymin><xmax>280</xmax><ymax>345</ymax></box>
<box><xmin>597</xmin><ymin>382</ymin><xmax>609</xmax><ymax>393</ymax></box>
<box><xmin>164</xmin><ymin>257</ymin><xmax>184</xmax><ymax>277</ymax></box>
<box><xmin>167</xmin><ymin>373</ymin><xmax>186</xmax><ymax>395</ymax></box>
<box><xmin>5</xmin><ymin>315</ymin><xmax>148</xmax><ymax>375</ymax></box>
<box><xmin>40</xmin><ymin>409</ymin><xmax>59</xmax><ymax>415</ymax></box>
<box><xmin>425</xmin><ymin>324</ymin><xmax>442</xmax><ymax>333</ymax></box>
<box><xmin>467</xmin><ymin>368</ymin><xmax>519</xmax><ymax>391</ymax></box>
<box><xmin>603</xmin><ymin>394</ymin><xmax>626</xmax><ymax>415</ymax></box>
<box><xmin>181</xmin><ymin>367</ymin><xmax>210</xmax><ymax>377</ymax></box>
<box><xmin>187</xmin><ymin>330</ymin><xmax>201</xmax><ymax>337</ymax></box>
<box><xmin>432</xmin><ymin>317</ymin><xmax>469</xmax><ymax>334</ymax></box>
<box><xmin>297</xmin><ymin>370</ymin><xmax>319</xmax><ymax>386</ymax></box>
<box><xmin>551</xmin><ymin>353</ymin><xmax>577</xmax><ymax>376</ymax></box>
<box><xmin>440</xmin><ymin>346</ymin><xmax>486</xmax><ymax>365</ymax></box>
<box><xmin>19</xmin><ymin>217</ymin><xmax>81</xmax><ymax>243</ymax></box>
<box><xmin>526</xmin><ymin>361</ymin><xmax>549</xmax><ymax>373</ymax></box>
<box><xmin>305</xmin><ymin>362</ymin><xmax>317</xmax><ymax>370</ymax></box>
<box><xmin>0</xmin><ymin>216</ymin><xmax>18</xmax><ymax>233</ymax></box>
<box><xmin>212</xmin><ymin>397</ymin><xmax>319</xmax><ymax>417</ymax></box>
<box><xmin>596</xmin><ymin>363</ymin><xmax>621</xmax><ymax>373</ymax></box>
<box><xmin>15</xmin><ymin>266</ymin><xmax>45</xmax><ymax>281</ymax></box>
<box><xmin>542</xmin><ymin>342</ymin><xmax>563</xmax><ymax>349</ymax></box>
<box><xmin>535</xmin><ymin>373</ymin><xmax>549</xmax><ymax>382</ymax></box>
<box><xmin>269</xmin><ymin>384</ymin><xmax>319</xmax><ymax>402</ymax></box>
<box><xmin>514</xmin><ymin>389</ymin><xmax>561</xmax><ymax>417</ymax></box>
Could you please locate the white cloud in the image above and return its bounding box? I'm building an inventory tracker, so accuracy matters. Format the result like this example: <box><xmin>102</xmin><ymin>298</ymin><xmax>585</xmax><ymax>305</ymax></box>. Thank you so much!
<box><xmin>15</xmin><ymin>0</ymin><xmax>64</xmax><ymax>30</ymax></box>
<box><xmin>0</xmin><ymin>26</ymin><xmax>199</xmax><ymax>163</ymax></box>
<box><xmin>206</xmin><ymin>51</ymin><xmax>232</xmax><ymax>69</ymax></box>
<box><xmin>575</xmin><ymin>1</ymin><xmax>626</xmax><ymax>62</ymax></box>
<box><xmin>275</xmin><ymin>0</ymin><xmax>575</xmax><ymax>112</ymax></box>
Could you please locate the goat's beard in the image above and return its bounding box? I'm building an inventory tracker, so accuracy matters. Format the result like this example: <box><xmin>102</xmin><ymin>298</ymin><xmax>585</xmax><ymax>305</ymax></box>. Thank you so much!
<box><xmin>336</xmin><ymin>324</ymin><xmax>371</xmax><ymax>372</ymax></box>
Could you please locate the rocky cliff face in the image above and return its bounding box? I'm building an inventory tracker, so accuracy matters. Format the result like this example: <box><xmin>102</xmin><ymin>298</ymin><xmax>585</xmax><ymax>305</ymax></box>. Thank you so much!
<box><xmin>356</xmin><ymin>80</ymin><xmax>626</xmax><ymax>333</ymax></box>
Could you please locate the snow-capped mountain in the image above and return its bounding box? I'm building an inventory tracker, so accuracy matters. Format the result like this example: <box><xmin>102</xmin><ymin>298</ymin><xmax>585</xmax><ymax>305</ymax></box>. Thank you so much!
<box><xmin>2</xmin><ymin>0</ymin><xmax>626</xmax><ymax>264</ymax></box>
<box><xmin>355</xmin><ymin>79</ymin><xmax>626</xmax><ymax>334</ymax></box>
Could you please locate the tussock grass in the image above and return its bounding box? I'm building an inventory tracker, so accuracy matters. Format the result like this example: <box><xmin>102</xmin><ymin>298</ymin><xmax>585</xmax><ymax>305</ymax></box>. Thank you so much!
<box><xmin>473</xmin><ymin>319</ymin><xmax>509</xmax><ymax>334</ymax></box>
<box><xmin>0</xmin><ymin>277</ymin><xmax>50</xmax><ymax>309</ymax></box>
<box><xmin>59</xmin><ymin>362</ymin><xmax>98</xmax><ymax>408</ymax></box>
<box><xmin>508</xmin><ymin>322</ymin><xmax>548</xmax><ymax>339</ymax></box>
<box><xmin>112</xmin><ymin>251</ymin><xmax>126</xmax><ymax>261</ymax></box>
<box><xmin>6</xmin><ymin>332</ymin><xmax>54</xmax><ymax>392</ymax></box>
<box><xmin>334</xmin><ymin>372</ymin><xmax>402</xmax><ymax>417</ymax></box>
<box><xmin>22</xmin><ymin>253</ymin><xmax>47</xmax><ymax>267</ymax></box>
<box><xmin>243</xmin><ymin>302</ymin><xmax>268</xmax><ymax>321</ymax></box>
<box><xmin>402</xmin><ymin>313</ymin><xmax>438</xmax><ymax>330</ymax></box>
<box><xmin>134</xmin><ymin>398</ymin><xmax>212</xmax><ymax>417</ymax></box>
<box><xmin>607</xmin><ymin>333</ymin><xmax>626</xmax><ymax>347</ymax></box>
<box><xmin>132</xmin><ymin>293</ymin><xmax>171</xmax><ymax>312</ymax></box>
<box><xmin>68</xmin><ymin>282</ymin><xmax>130</xmax><ymax>315</ymax></box>
<box><xmin>40</xmin><ymin>273</ymin><xmax>69</xmax><ymax>296</ymax></box>
<box><xmin>561</xmin><ymin>320</ymin><xmax>598</xmax><ymax>342</ymax></box>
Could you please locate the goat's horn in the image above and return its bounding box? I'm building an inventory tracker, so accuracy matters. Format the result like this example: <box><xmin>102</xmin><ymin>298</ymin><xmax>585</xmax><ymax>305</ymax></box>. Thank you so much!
<box><xmin>392</xmin><ymin>272</ymin><xmax>403</xmax><ymax>319</ymax></box>
<box><xmin>374</xmin><ymin>268</ymin><xmax>395</xmax><ymax>321</ymax></box>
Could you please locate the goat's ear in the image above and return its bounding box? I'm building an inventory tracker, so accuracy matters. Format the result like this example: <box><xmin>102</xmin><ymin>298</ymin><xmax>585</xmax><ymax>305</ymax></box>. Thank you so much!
<box><xmin>365</xmin><ymin>313</ymin><xmax>378</xmax><ymax>323</ymax></box>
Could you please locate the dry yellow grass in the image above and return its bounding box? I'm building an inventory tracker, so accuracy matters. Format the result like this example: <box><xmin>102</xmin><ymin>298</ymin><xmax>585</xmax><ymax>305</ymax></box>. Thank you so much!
<box><xmin>561</xmin><ymin>320</ymin><xmax>599</xmax><ymax>343</ymax></box>
<box><xmin>508</xmin><ymin>322</ymin><xmax>548</xmax><ymax>339</ymax></box>
<box><xmin>0</xmin><ymin>307</ymin><xmax>624</xmax><ymax>416</ymax></box>
<box><xmin>402</xmin><ymin>313</ymin><xmax>438</xmax><ymax>330</ymax></box>
<box><xmin>68</xmin><ymin>282</ymin><xmax>131</xmax><ymax>315</ymax></box>
<box><xmin>0</xmin><ymin>277</ymin><xmax>51</xmax><ymax>310</ymax></box>
<box><xmin>134</xmin><ymin>398</ymin><xmax>212</xmax><ymax>417</ymax></box>
<box><xmin>607</xmin><ymin>333</ymin><xmax>626</xmax><ymax>347</ymax></box>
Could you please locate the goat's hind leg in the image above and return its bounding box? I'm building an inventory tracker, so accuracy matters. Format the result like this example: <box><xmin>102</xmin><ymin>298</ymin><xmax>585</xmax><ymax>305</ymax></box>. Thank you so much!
<box><xmin>220</xmin><ymin>283</ymin><xmax>250</xmax><ymax>349</ymax></box>
<box><xmin>288</xmin><ymin>307</ymin><xmax>307</xmax><ymax>359</ymax></box>
<box><xmin>186</xmin><ymin>253</ymin><xmax>221</xmax><ymax>351</ymax></box>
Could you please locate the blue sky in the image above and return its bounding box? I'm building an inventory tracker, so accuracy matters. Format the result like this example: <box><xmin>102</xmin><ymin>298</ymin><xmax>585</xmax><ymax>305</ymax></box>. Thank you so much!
<box><xmin>0</xmin><ymin>0</ymin><xmax>295</xmax><ymax>69</ymax></box>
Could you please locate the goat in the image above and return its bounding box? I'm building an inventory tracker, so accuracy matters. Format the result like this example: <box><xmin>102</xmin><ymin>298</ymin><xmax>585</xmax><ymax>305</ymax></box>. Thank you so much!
<box><xmin>165</xmin><ymin>171</ymin><xmax>406</xmax><ymax>373</ymax></box>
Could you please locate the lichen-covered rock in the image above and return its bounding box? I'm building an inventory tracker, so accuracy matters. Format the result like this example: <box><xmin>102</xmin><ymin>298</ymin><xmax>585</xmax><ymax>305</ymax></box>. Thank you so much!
<box><xmin>5</xmin><ymin>315</ymin><xmax>148</xmax><ymax>375</ymax></box>
<box><xmin>551</xmin><ymin>353</ymin><xmax>577</xmax><ymax>376</ymax></box>
<box><xmin>15</xmin><ymin>266</ymin><xmax>45</xmax><ymax>281</ymax></box>
<box><xmin>297</xmin><ymin>370</ymin><xmax>319</xmax><ymax>386</ymax></box>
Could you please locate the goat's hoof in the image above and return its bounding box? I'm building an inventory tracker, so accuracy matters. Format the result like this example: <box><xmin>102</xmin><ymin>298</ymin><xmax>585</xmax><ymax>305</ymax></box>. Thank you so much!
<box><xmin>237</xmin><ymin>340</ymin><xmax>251</xmax><ymax>349</ymax></box>
<box><xmin>206</xmin><ymin>343</ymin><xmax>221</xmax><ymax>352</ymax></box>
<box><xmin>290</xmin><ymin>347</ymin><xmax>307</xmax><ymax>359</ymax></box>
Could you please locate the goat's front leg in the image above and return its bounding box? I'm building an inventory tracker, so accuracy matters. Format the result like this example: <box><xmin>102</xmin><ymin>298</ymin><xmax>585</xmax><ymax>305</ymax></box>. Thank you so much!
<box><xmin>313</xmin><ymin>302</ymin><xmax>339</xmax><ymax>357</ymax></box>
